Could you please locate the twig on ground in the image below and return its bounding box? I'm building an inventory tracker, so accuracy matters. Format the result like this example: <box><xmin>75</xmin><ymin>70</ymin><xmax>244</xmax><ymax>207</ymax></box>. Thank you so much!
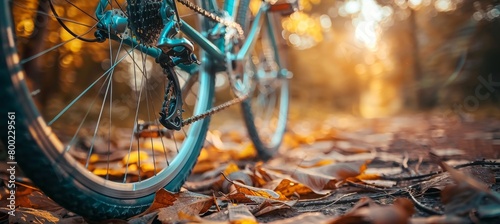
<box><xmin>297</xmin><ymin>192</ymin><xmax>357</xmax><ymax>213</ymax></box>
<box><xmin>408</xmin><ymin>190</ymin><xmax>443</xmax><ymax>215</ymax></box>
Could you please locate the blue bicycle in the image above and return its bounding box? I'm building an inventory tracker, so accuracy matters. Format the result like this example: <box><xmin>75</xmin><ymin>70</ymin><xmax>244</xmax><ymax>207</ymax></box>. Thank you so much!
<box><xmin>0</xmin><ymin>0</ymin><xmax>296</xmax><ymax>219</ymax></box>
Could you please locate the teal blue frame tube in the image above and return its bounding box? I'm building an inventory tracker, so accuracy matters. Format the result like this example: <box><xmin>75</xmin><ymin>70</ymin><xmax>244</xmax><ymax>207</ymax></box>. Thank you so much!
<box><xmin>236</xmin><ymin>4</ymin><xmax>268</xmax><ymax>61</ymax></box>
<box><xmin>179</xmin><ymin>21</ymin><xmax>225</xmax><ymax>62</ymax></box>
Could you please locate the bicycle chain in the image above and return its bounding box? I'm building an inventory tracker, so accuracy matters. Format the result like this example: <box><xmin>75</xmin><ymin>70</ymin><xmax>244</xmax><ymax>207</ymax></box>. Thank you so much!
<box><xmin>175</xmin><ymin>0</ymin><xmax>244</xmax><ymax>39</ymax></box>
<box><xmin>176</xmin><ymin>0</ymin><xmax>248</xmax><ymax>127</ymax></box>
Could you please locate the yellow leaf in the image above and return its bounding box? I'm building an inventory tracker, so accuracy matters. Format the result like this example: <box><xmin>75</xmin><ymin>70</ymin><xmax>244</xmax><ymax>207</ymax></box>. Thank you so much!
<box><xmin>226</xmin><ymin>176</ymin><xmax>288</xmax><ymax>201</ymax></box>
<box><xmin>236</xmin><ymin>143</ymin><xmax>257</xmax><ymax>160</ymax></box>
<box><xmin>89</xmin><ymin>154</ymin><xmax>100</xmax><ymax>163</ymax></box>
<box><xmin>192</xmin><ymin>161</ymin><xmax>217</xmax><ymax>174</ymax></box>
<box><xmin>198</xmin><ymin>148</ymin><xmax>209</xmax><ymax>161</ymax></box>
<box><xmin>122</xmin><ymin>150</ymin><xmax>149</xmax><ymax>165</ymax></box>
<box><xmin>221</xmin><ymin>162</ymin><xmax>240</xmax><ymax>180</ymax></box>
<box><xmin>92</xmin><ymin>168</ymin><xmax>123</xmax><ymax>177</ymax></box>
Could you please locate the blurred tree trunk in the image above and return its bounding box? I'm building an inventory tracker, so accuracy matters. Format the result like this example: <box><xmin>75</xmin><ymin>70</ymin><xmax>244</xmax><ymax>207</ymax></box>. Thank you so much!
<box><xmin>408</xmin><ymin>8</ymin><xmax>425</xmax><ymax>109</ymax></box>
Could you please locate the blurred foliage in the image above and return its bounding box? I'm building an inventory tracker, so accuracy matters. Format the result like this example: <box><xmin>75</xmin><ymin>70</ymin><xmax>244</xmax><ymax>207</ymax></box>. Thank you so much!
<box><xmin>12</xmin><ymin>0</ymin><xmax>500</xmax><ymax>120</ymax></box>
<box><xmin>284</xmin><ymin>0</ymin><xmax>500</xmax><ymax>118</ymax></box>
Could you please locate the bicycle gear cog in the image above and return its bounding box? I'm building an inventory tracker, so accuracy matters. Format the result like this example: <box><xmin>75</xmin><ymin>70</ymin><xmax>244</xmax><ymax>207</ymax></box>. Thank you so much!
<box><xmin>127</xmin><ymin>0</ymin><xmax>163</xmax><ymax>46</ymax></box>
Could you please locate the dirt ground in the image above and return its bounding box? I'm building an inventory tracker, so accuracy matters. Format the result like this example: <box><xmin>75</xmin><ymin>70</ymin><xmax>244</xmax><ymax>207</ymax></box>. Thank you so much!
<box><xmin>1</xmin><ymin>108</ymin><xmax>499</xmax><ymax>223</ymax></box>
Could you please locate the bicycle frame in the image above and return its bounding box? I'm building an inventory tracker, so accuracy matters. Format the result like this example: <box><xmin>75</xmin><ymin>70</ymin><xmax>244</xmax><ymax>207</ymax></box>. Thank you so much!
<box><xmin>95</xmin><ymin>0</ymin><xmax>280</xmax><ymax>75</ymax></box>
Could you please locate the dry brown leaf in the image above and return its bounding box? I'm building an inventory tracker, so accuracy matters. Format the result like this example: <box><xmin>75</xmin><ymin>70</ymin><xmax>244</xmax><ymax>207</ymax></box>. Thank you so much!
<box><xmin>264</xmin><ymin>161</ymin><xmax>366</xmax><ymax>193</ymax></box>
<box><xmin>430</xmin><ymin>154</ymin><xmax>500</xmax><ymax>218</ymax></box>
<box><xmin>419</xmin><ymin>173</ymin><xmax>453</xmax><ymax>193</ymax></box>
<box><xmin>298</xmin><ymin>158</ymin><xmax>335</xmax><ymax>168</ymax></box>
<box><xmin>222</xmin><ymin>171</ymin><xmax>254</xmax><ymax>194</ymax></box>
<box><xmin>0</xmin><ymin>190</ymin><xmax>29</xmax><ymax>209</ymax></box>
<box><xmin>267</xmin><ymin>212</ymin><xmax>331</xmax><ymax>224</ymax></box>
<box><xmin>345</xmin><ymin>161</ymin><xmax>381</xmax><ymax>182</ymax></box>
<box><xmin>226</xmin><ymin>192</ymin><xmax>254</xmax><ymax>203</ymax></box>
<box><xmin>250</xmin><ymin>197</ymin><xmax>297</xmax><ymax>216</ymax></box>
<box><xmin>140</xmin><ymin>189</ymin><xmax>176</xmax><ymax>215</ymax></box>
<box><xmin>329</xmin><ymin>197</ymin><xmax>414</xmax><ymax>224</ymax></box>
<box><xmin>186</xmin><ymin>163</ymin><xmax>244</xmax><ymax>192</ymax></box>
<box><xmin>410</xmin><ymin>215</ymin><xmax>470</xmax><ymax>224</ymax></box>
<box><xmin>228</xmin><ymin>203</ymin><xmax>257</xmax><ymax>224</ymax></box>
<box><xmin>419</xmin><ymin>166</ymin><xmax>495</xmax><ymax>194</ymax></box>
<box><xmin>254</xmin><ymin>162</ymin><xmax>273</xmax><ymax>183</ymax></box>
<box><xmin>430</xmin><ymin>148</ymin><xmax>465</xmax><ymax>157</ymax></box>
<box><xmin>139</xmin><ymin>189</ymin><xmax>214</xmax><ymax>223</ymax></box>
<box><xmin>3</xmin><ymin>207</ymin><xmax>60</xmax><ymax>224</ymax></box>
<box><xmin>202</xmin><ymin>209</ymin><xmax>231</xmax><ymax>222</ymax></box>
<box><xmin>177</xmin><ymin>210</ymin><xmax>204</xmax><ymax>223</ymax></box>
<box><xmin>26</xmin><ymin>191</ymin><xmax>68</xmax><ymax>216</ymax></box>
<box><xmin>228</xmin><ymin>177</ymin><xmax>287</xmax><ymax>201</ymax></box>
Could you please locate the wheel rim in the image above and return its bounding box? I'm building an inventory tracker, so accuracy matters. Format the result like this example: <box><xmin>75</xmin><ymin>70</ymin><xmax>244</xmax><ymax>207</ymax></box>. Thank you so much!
<box><xmin>10</xmin><ymin>0</ymin><xmax>212</xmax><ymax>198</ymax></box>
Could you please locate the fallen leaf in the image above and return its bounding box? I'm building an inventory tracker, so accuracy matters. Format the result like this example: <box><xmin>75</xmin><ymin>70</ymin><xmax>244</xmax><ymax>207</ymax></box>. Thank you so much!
<box><xmin>122</xmin><ymin>150</ymin><xmax>149</xmax><ymax>165</ymax></box>
<box><xmin>267</xmin><ymin>212</ymin><xmax>331</xmax><ymax>224</ymax></box>
<box><xmin>272</xmin><ymin>179</ymin><xmax>316</xmax><ymax>198</ymax></box>
<box><xmin>419</xmin><ymin>172</ymin><xmax>454</xmax><ymax>193</ymax></box>
<box><xmin>139</xmin><ymin>189</ymin><xmax>214</xmax><ymax>223</ymax></box>
<box><xmin>251</xmin><ymin>197</ymin><xmax>297</xmax><ymax>216</ymax></box>
<box><xmin>227</xmin><ymin>176</ymin><xmax>287</xmax><ymax>201</ymax></box>
<box><xmin>228</xmin><ymin>203</ymin><xmax>257</xmax><ymax>224</ymax></box>
<box><xmin>234</xmin><ymin>143</ymin><xmax>257</xmax><ymax>160</ymax></box>
<box><xmin>222</xmin><ymin>171</ymin><xmax>254</xmax><ymax>194</ymax></box>
<box><xmin>430</xmin><ymin>148</ymin><xmax>465</xmax><ymax>157</ymax></box>
<box><xmin>410</xmin><ymin>215</ymin><xmax>470</xmax><ymax>224</ymax></box>
<box><xmin>3</xmin><ymin>207</ymin><xmax>60</xmax><ymax>224</ymax></box>
<box><xmin>263</xmin><ymin>161</ymin><xmax>366</xmax><ymax>193</ymax></box>
<box><xmin>27</xmin><ymin>191</ymin><xmax>68</xmax><ymax>217</ymax></box>
<box><xmin>329</xmin><ymin>197</ymin><xmax>414</xmax><ymax>224</ymax></box>
<box><xmin>431</xmin><ymin>154</ymin><xmax>500</xmax><ymax>218</ymax></box>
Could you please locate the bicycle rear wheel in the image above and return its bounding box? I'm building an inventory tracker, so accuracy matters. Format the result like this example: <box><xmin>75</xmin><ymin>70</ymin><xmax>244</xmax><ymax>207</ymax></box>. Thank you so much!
<box><xmin>0</xmin><ymin>0</ymin><xmax>213</xmax><ymax>219</ymax></box>
<box><xmin>237</xmin><ymin>2</ymin><xmax>290</xmax><ymax>161</ymax></box>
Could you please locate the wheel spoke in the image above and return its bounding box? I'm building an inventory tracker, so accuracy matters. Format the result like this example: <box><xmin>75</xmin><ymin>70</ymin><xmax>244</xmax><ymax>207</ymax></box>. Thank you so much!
<box><xmin>20</xmin><ymin>22</ymin><xmax>99</xmax><ymax>65</ymax></box>
<box><xmin>13</xmin><ymin>2</ymin><xmax>95</xmax><ymax>28</ymax></box>
<box><xmin>8</xmin><ymin>0</ymin><xmax>214</xmax><ymax>199</ymax></box>
<box><xmin>48</xmin><ymin>46</ymin><xmax>137</xmax><ymax>125</ymax></box>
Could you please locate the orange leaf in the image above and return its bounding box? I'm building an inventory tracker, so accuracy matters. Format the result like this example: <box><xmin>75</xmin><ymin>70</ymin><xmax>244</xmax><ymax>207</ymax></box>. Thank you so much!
<box><xmin>232</xmin><ymin>180</ymin><xmax>287</xmax><ymax>201</ymax></box>
<box><xmin>273</xmin><ymin>179</ymin><xmax>314</xmax><ymax>198</ymax></box>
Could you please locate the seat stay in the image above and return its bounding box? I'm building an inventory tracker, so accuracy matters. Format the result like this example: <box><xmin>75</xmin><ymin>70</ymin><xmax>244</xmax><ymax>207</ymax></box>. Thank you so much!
<box><xmin>236</xmin><ymin>3</ymin><xmax>269</xmax><ymax>61</ymax></box>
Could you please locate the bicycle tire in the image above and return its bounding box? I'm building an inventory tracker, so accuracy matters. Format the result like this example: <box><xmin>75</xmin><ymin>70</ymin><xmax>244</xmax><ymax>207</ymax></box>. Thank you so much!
<box><xmin>237</xmin><ymin>3</ymin><xmax>290</xmax><ymax>161</ymax></box>
<box><xmin>0</xmin><ymin>0</ymin><xmax>214</xmax><ymax>220</ymax></box>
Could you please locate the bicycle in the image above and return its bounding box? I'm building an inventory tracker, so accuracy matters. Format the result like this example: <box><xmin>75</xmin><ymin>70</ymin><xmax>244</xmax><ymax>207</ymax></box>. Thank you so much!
<box><xmin>0</xmin><ymin>0</ymin><xmax>296</xmax><ymax>220</ymax></box>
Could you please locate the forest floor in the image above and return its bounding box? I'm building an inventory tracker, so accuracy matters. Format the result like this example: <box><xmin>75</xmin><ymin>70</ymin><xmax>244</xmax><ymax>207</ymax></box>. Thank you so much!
<box><xmin>1</xmin><ymin>108</ymin><xmax>500</xmax><ymax>223</ymax></box>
